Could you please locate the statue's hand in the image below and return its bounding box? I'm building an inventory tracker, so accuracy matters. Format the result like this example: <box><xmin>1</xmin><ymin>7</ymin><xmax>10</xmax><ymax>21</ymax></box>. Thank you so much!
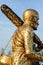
<box><xmin>38</xmin><ymin>43</ymin><xmax>43</xmax><ymax>49</ymax></box>
<box><xmin>33</xmin><ymin>43</ymin><xmax>43</xmax><ymax>52</ymax></box>
<box><xmin>35</xmin><ymin>43</ymin><xmax>43</xmax><ymax>52</ymax></box>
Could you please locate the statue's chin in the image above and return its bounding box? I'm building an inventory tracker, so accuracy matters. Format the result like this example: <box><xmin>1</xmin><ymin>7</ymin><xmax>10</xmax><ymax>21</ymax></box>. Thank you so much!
<box><xmin>34</xmin><ymin>28</ymin><xmax>37</xmax><ymax>30</ymax></box>
<box><xmin>33</xmin><ymin>27</ymin><xmax>37</xmax><ymax>30</ymax></box>
<box><xmin>31</xmin><ymin>25</ymin><xmax>37</xmax><ymax>30</ymax></box>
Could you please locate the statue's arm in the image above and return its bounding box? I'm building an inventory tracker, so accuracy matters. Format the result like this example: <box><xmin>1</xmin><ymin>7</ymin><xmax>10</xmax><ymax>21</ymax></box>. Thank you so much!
<box><xmin>24</xmin><ymin>30</ymin><xmax>43</xmax><ymax>61</ymax></box>
<box><xmin>33</xmin><ymin>33</ymin><xmax>43</xmax><ymax>51</ymax></box>
<box><xmin>33</xmin><ymin>33</ymin><xmax>42</xmax><ymax>45</ymax></box>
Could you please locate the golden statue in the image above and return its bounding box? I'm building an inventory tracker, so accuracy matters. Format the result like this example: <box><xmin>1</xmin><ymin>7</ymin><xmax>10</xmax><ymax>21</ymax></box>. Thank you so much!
<box><xmin>0</xmin><ymin>4</ymin><xmax>43</xmax><ymax>65</ymax></box>
<box><xmin>11</xmin><ymin>9</ymin><xmax>43</xmax><ymax>65</ymax></box>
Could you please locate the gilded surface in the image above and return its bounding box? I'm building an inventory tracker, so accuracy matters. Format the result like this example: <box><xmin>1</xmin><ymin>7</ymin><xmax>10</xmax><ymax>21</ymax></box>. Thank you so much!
<box><xmin>11</xmin><ymin>9</ymin><xmax>43</xmax><ymax>65</ymax></box>
<box><xmin>1</xmin><ymin>5</ymin><xmax>43</xmax><ymax>65</ymax></box>
<box><xmin>1</xmin><ymin>4</ymin><xmax>23</xmax><ymax>27</ymax></box>
<box><xmin>0</xmin><ymin>54</ymin><xmax>11</xmax><ymax>65</ymax></box>
<box><xmin>11</xmin><ymin>24</ymin><xmax>43</xmax><ymax>65</ymax></box>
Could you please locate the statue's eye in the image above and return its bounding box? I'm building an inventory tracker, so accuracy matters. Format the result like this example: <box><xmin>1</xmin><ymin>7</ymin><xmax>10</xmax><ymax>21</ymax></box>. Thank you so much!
<box><xmin>34</xmin><ymin>16</ymin><xmax>39</xmax><ymax>21</ymax></box>
<box><xmin>34</xmin><ymin>17</ymin><xmax>37</xmax><ymax>21</ymax></box>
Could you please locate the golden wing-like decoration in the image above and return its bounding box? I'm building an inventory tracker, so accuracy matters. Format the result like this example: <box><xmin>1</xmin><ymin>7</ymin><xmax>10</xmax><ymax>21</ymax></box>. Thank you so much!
<box><xmin>1</xmin><ymin>4</ymin><xmax>23</xmax><ymax>28</ymax></box>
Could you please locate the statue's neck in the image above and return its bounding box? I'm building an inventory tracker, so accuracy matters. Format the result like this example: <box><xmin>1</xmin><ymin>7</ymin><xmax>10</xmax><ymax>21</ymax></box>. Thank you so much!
<box><xmin>23</xmin><ymin>21</ymin><xmax>33</xmax><ymax>31</ymax></box>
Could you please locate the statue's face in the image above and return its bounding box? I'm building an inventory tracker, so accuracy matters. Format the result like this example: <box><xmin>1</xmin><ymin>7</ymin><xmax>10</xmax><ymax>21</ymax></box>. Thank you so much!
<box><xmin>31</xmin><ymin>15</ymin><xmax>39</xmax><ymax>30</ymax></box>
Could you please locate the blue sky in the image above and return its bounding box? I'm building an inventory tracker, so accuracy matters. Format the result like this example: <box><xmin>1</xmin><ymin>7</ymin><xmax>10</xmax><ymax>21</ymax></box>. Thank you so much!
<box><xmin>0</xmin><ymin>0</ymin><xmax>43</xmax><ymax>55</ymax></box>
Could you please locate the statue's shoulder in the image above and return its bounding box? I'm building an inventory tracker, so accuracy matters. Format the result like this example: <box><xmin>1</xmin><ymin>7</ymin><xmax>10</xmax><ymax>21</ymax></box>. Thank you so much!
<box><xmin>18</xmin><ymin>24</ymin><xmax>32</xmax><ymax>35</ymax></box>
